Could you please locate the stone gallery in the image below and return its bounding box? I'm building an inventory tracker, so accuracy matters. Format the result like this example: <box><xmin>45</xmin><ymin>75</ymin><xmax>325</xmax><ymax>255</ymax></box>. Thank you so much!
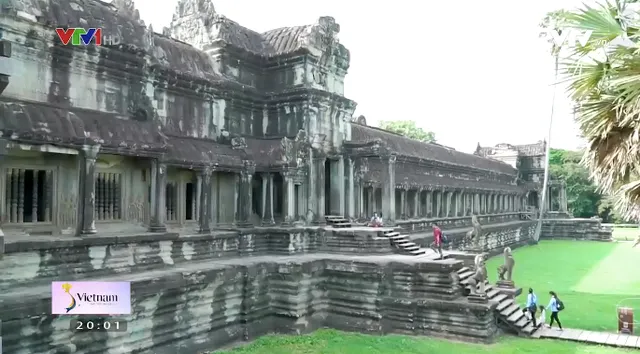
<box><xmin>0</xmin><ymin>0</ymin><xmax>612</xmax><ymax>353</ymax></box>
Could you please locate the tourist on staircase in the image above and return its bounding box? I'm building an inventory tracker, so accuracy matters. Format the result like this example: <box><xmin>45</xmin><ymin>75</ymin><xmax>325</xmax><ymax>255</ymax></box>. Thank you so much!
<box><xmin>525</xmin><ymin>288</ymin><xmax>538</xmax><ymax>328</ymax></box>
<box><xmin>430</xmin><ymin>223</ymin><xmax>444</xmax><ymax>260</ymax></box>
<box><xmin>537</xmin><ymin>305</ymin><xmax>547</xmax><ymax>328</ymax></box>
<box><xmin>367</xmin><ymin>212</ymin><xmax>383</xmax><ymax>227</ymax></box>
<box><xmin>547</xmin><ymin>291</ymin><xmax>564</xmax><ymax>331</ymax></box>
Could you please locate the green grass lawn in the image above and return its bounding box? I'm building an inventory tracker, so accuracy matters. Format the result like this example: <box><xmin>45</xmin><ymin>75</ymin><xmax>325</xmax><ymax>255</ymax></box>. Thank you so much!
<box><xmin>486</xmin><ymin>240</ymin><xmax>640</xmax><ymax>331</ymax></box>
<box><xmin>612</xmin><ymin>227</ymin><xmax>639</xmax><ymax>241</ymax></box>
<box><xmin>214</xmin><ymin>329</ymin><xmax>635</xmax><ymax>354</ymax></box>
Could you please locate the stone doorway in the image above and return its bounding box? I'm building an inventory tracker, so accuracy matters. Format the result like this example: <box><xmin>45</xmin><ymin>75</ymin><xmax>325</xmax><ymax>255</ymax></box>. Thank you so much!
<box><xmin>528</xmin><ymin>191</ymin><xmax>539</xmax><ymax>208</ymax></box>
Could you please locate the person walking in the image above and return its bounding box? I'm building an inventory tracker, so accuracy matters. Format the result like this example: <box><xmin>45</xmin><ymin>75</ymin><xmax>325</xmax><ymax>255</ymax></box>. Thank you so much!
<box><xmin>430</xmin><ymin>223</ymin><xmax>444</xmax><ymax>260</ymax></box>
<box><xmin>525</xmin><ymin>288</ymin><xmax>538</xmax><ymax>327</ymax></box>
<box><xmin>547</xmin><ymin>291</ymin><xmax>563</xmax><ymax>331</ymax></box>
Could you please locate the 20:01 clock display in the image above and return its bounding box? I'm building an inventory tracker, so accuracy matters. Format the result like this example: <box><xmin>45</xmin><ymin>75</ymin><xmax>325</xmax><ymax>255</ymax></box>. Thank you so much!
<box><xmin>70</xmin><ymin>319</ymin><xmax>128</xmax><ymax>332</ymax></box>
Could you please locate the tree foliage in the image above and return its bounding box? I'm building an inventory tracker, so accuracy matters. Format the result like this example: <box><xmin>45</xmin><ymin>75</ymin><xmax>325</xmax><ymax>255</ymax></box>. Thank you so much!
<box><xmin>549</xmin><ymin>148</ymin><xmax>601</xmax><ymax>218</ymax></box>
<box><xmin>379</xmin><ymin>120</ymin><xmax>436</xmax><ymax>143</ymax></box>
<box><xmin>545</xmin><ymin>1</ymin><xmax>640</xmax><ymax>220</ymax></box>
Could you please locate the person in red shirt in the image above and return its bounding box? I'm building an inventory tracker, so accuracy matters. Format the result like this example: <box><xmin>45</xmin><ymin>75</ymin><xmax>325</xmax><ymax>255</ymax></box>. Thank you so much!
<box><xmin>430</xmin><ymin>223</ymin><xmax>444</xmax><ymax>259</ymax></box>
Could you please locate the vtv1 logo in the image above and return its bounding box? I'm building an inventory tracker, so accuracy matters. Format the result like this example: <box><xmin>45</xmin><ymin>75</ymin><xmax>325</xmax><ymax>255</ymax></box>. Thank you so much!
<box><xmin>540</xmin><ymin>28</ymin><xmax>594</xmax><ymax>47</ymax></box>
<box><xmin>55</xmin><ymin>28</ymin><xmax>121</xmax><ymax>46</ymax></box>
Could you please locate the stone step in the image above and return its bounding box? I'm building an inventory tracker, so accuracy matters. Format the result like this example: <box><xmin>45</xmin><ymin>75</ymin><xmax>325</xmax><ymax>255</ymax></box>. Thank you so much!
<box><xmin>496</xmin><ymin>299</ymin><xmax>514</xmax><ymax>312</ymax></box>
<box><xmin>500</xmin><ymin>303</ymin><xmax>520</xmax><ymax>317</ymax></box>
<box><xmin>404</xmin><ymin>245</ymin><xmax>420</xmax><ymax>251</ymax></box>
<box><xmin>507</xmin><ymin>308</ymin><xmax>525</xmax><ymax>323</ymax></box>
<box><xmin>325</xmin><ymin>215</ymin><xmax>343</xmax><ymax>219</ymax></box>
<box><xmin>492</xmin><ymin>293</ymin><xmax>508</xmax><ymax>303</ymax></box>
<box><xmin>514</xmin><ymin>316</ymin><xmax>529</xmax><ymax>328</ymax></box>
<box><xmin>459</xmin><ymin>270</ymin><xmax>474</xmax><ymax>280</ymax></box>
<box><xmin>457</xmin><ymin>267</ymin><xmax>470</xmax><ymax>275</ymax></box>
<box><xmin>409</xmin><ymin>249</ymin><xmax>426</xmax><ymax>255</ymax></box>
<box><xmin>521</xmin><ymin>323</ymin><xmax>536</xmax><ymax>335</ymax></box>
<box><xmin>385</xmin><ymin>232</ymin><xmax>401</xmax><ymax>237</ymax></box>
<box><xmin>486</xmin><ymin>288</ymin><xmax>500</xmax><ymax>298</ymax></box>
<box><xmin>390</xmin><ymin>235</ymin><xmax>407</xmax><ymax>240</ymax></box>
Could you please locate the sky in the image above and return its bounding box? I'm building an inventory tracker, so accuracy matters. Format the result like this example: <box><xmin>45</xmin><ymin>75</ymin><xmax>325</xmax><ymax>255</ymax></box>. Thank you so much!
<box><xmin>132</xmin><ymin>0</ymin><xmax>593</xmax><ymax>153</ymax></box>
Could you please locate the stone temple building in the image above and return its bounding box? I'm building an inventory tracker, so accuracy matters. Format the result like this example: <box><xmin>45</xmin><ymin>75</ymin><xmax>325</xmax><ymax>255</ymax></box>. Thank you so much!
<box><xmin>0</xmin><ymin>1</ymin><xmax>612</xmax><ymax>353</ymax></box>
<box><xmin>0</xmin><ymin>0</ymin><xmax>543</xmax><ymax>237</ymax></box>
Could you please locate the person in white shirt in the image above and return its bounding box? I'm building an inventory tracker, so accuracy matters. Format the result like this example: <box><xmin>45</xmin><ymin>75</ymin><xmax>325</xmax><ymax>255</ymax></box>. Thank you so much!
<box><xmin>537</xmin><ymin>305</ymin><xmax>547</xmax><ymax>328</ymax></box>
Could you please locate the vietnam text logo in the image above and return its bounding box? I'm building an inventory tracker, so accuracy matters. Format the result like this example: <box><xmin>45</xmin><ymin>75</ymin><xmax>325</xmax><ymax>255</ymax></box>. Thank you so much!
<box><xmin>51</xmin><ymin>281</ymin><xmax>131</xmax><ymax>315</ymax></box>
<box><xmin>55</xmin><ymin>28</ymin><xmax>121</xmax><ymax>46</ymax></box>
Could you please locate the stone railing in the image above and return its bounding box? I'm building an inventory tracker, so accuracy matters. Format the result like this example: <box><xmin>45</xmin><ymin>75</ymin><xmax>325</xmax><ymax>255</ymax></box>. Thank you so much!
<box><xmin>541</xmin><ymin>217</ymin><xmax>613</xmax><ymax>241</ymax></box>
<box><xmin>395</xmin><ymin>212</ymin><xmax>525</xmax><ymax>234</ymax></box>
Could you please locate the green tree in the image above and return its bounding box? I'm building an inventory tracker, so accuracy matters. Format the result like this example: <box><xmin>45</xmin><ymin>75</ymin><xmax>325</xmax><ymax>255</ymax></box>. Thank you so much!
<box><xmin>379</xmin><ymin>120</ymin><xmax>436</xmax><ymax>143</ymax></box>
<box><xmin>548</xmin><ymin>1</ymin><xmax>640</xmax><ymax>219</ymax></box>
<box><xmin>549</xmin><ymin>148</ymin><xmax>602</xmax><ymax>218</ymax></box>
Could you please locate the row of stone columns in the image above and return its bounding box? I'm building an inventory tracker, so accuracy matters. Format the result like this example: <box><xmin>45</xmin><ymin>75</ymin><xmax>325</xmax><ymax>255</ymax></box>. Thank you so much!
<box><xmin>543</xmin><ymin>183</ymin><xmax>568</xmax><ymax>212</ymax></box>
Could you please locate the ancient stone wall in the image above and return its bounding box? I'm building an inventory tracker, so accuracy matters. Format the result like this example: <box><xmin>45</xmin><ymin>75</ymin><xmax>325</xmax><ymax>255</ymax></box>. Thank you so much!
<box><xmin>541</xmin><ymin>218</ymin><xmax>612</xmax><ymax>241</ymax></box>
<box><xmin>0</xmin><ymin>236</ymin><xmax>498</xmax><ymax>353</ymax></box>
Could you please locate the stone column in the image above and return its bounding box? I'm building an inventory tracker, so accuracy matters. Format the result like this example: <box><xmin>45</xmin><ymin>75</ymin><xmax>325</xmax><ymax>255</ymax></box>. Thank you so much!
<box><xmin>236</xmin><ymin>161</ymin><xmax>255</xmax><ymax>227</ymax></box>
<box><xmin>261</xmin><ymin>173</ymin><xmax>268</xmax><ymax>222</ymax></box>
<box><xmin>268</xmin><ymin>173</ymin><xmax>275</xmax><ymax>224</ymax></box>
<box><xmin>0</xmin><ymin>138</ymin><xmax>5</xmax><ymax>250</ymax></box>
<box><xmin>400</xmin><ymin>188</ymin><xmax>406</xmax><ymax>219</ymax></box>
<box><xmin>198</xmin><ymin>168</ymin><xmax>212</xmax><ymax>233</ymax></box>
<box><xmin>559</xmin><ymin>183</ymin><xmax>568</xmax><ymax>212</ymax></box>
<box><xmin>425</xmin><ymin>191</ymin><xmax>432</xmax><ymax>217</ymax></box>
<box><xmin>347</xmin><ymin>158</ymin><xmax>355</xmax><ymax>219</ymax></box>
<box><xmin>436</xmin><ymin>191</ymin><xmax>442</xmax><ymax>217</ymax></box>
<box><xmin>446</xmin><ymin>191</ymin><xmax>453</xmax><ymax>217</ymax></box>
<box><xmin>381</xmin><ymin>155</ymin><xmax>396</xmax><ymax>225</ymax></box>
<box><xmin>210</xmin><ymin>172</ymin><xmax>218</xmax><ymax>226</ymax></box>
<box><xmin>357</xmin><ymin>173</ymin><xmax>365</xmax><ymax>219</ymax></box>
<box><xmin>306</xmin><ymin>148</ymin><xmax>317</xmax><ymax>225</ymax></box>
<box><xmin>77</xmin><ymin>144</ymin><xmax>100</xmax><ymax>236</ymax></box>
<box><xmin>282</xmin><ymin>171</ymin><xmax>295</xmax><ymax>224</ymax></box>
<box><xmin>412</xmin><ymin>190</ymin><xmax>419</xmax><ymax>218</ymax></box>
<box><xmin>315</xmin><ymin>156</ymin><xmax>327</xmax><ymax>224</ymax></box>
<box><xmin>148</xmin><ymin>158</ymin><xmax>167</xmax><ymax>233</ymax></box>
<box><xmin>338</xmin><ymin>156</ymin><xmax>345</xmax><ymax>216</ymax></box>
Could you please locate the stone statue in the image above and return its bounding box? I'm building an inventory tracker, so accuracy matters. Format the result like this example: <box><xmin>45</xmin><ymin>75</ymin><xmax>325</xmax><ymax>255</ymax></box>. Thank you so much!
<box><xmin>497</xmin><ymin>247</ymin><xmax>514</xmax><ymax>282</ymax></box>
<box><xmin>467</xmin><ymin>254</ymin><xmax>487</xmax><ymax>296</ymax></box>
<box><xmin>465</xmin><ymin>214</ymin><xmax>482</xmax><ymax>248</ymax></box>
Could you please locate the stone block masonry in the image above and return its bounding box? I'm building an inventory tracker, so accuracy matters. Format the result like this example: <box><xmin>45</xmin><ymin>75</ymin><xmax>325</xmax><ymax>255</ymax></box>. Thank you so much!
<box><xmin>0</xmin><ymin>253</ymin><xmax>498</xmax><ymax>354</ymax></box>
<box><xmin>541</xmin><ymin>218</ymin><xmax>613</xmax><ymax>241</ymax></box>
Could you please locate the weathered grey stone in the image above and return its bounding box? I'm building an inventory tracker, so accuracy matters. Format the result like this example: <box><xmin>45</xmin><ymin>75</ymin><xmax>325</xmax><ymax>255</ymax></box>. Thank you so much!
<box><xmin>541</xmin><ymin>218</ymin><xmax>613</xmax><ymax>241</ymax></box>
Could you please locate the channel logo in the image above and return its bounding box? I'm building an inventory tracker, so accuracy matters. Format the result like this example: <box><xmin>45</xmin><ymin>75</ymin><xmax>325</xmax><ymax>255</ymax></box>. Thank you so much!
<box><xmin>51</xmin><ymin>281</ymin><xmax>131</xmax><ymax>315</ymax></box>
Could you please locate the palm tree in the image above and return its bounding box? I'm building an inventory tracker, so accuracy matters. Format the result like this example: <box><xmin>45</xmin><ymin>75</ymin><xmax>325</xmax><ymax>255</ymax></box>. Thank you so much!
<box><xmin>547</xmin><ymin>0</ymin><xmax>640</xmax><ymax>220</ymax></box>
<box><xmin>534</xmin><ymin>11</ymin><xmax>568</xmax><ymax>242</ymax></box>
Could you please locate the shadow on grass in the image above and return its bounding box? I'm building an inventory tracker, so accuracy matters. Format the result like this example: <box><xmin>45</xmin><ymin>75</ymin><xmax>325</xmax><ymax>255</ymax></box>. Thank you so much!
<box><xmin>486</xmin><ymin>241</ymin><xmax>638</xmax><ymax>331</ymax></box>
<box><xmin>211</xmin><ymin>329</ymin><xmax>634</xmax><ymax>354</ymax></box>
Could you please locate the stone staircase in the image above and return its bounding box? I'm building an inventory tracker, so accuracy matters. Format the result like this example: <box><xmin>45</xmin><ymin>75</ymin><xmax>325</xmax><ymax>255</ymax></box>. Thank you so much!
<box><xmin>383</xmin><ymin>230</ymin><xmax>427</xmax><ymax>256</ymax></box>
<box><xmin>456</xmin><ymin>266</ymin><xmax>538</xmax><ymax>336</ymax></box>
<box><xmin>325</xmin><ymin>215</ymin><xmax>352</xmax><ymax>228</ymax></box>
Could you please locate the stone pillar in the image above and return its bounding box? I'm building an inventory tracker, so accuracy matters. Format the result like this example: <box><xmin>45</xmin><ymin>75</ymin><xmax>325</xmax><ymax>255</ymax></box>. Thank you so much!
<box><xmin>425</xmin><ymin>191</ymin><xmax>432</xmax><ymax>217</ymax></box>
<box><xmin>436</xmin><ymin>191</ymin><xmax>442</xmax><ymax>217</ymax></box>
<box><xmin>338</xmin><ymin>156</ymin><xmax>345</xmax><ymax>216</ymax></box>
<box><xmin>412</xmin><ymin>190</ymin><xmax>419</xmax><ymax>218</ymax></box>
<box><xmin>559</xmin><ymin>183</ymin><xmax>568</xmax><ymax>212</ymax></box>
<box><xmin>315</xmin><ymin>156</ymin><xmax>326</xmax><ymax>224</ymax></box>
<box><xmin>400</xmin><ymin>188</ymin><xmax>406</xmax><ymax>219</ymax></box>
<box><xmin>307</xmin><ymin>148</ymin><xmax>316</xmax><ymax>222</ymax></box>
<box><xmin>76</xmin><ymin>144</ymin><xmax>100</xmax><ymax>236</ymax></box>
<box><xmin>210</xmin><ymin>172</ymin><xmax>218</xmax><ymax>226</ymax></box>
<box><xmin>282</xmin><ymin>171</ymin><xmax>295</xmax><ymax>224</ymax></box>
<box><xmin>357</xmin><ymin>173</ymin><xmax>365</xmax><ymax>219</ymax></box>
<box><xmin>261</xmin><ymin>173</ymin><xmax>268</xmax><ymax>223</ymax></box>
<box><xmin>446</xmin><ymin>191</ymin><xmax>453</xmax><ymax>217</ymax></box>
<box><xmin>148</xmin><ymin>158</ymin><xmax>167</xmax><ymax>233</ymax></box>
<box><xmin>236</xmin><ymin>161</ymin><xmax>255</xmax><ymax>227</ymax></box>
<box><xmin>381</xmin><ymin>155</ymin><xmax>396</xmax><ymax>225</ymax></box>
<box><xmin>347</xmin><ymin>158</ymin><xmax>355</xmax><ymax>219</ymax></box>
<box><xmin>198</xmin><ymin>168</ymin><xmax>212</xmax><ymax>233</ymax></box>
<box><xmin>268</xmin><ymin>173</ymin><xmax>276</xmax><ymax>224</ymax></box>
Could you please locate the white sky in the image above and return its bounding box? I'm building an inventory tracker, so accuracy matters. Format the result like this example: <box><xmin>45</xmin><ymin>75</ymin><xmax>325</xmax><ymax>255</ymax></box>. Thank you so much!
<box><xmin>133</xmin><ymin>0</ymin><xmax>592</xmax><ymax>153</ymax></box>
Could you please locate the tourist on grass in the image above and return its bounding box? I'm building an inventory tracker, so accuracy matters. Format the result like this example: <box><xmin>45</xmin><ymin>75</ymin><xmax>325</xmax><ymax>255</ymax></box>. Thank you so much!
<box><xmin>525</xmin><ymin>288</ymin><xmax>538</xmax><ymax>328</ymax></box>
<box><xmin>430</xmin><ymin>223</ymin><xmax>444</xmax><ymax>259</ymax></box>
<box><xmin>547</xmin><ymin>291</ymin><xmax>563</xmax><ymax>331</ymax></box>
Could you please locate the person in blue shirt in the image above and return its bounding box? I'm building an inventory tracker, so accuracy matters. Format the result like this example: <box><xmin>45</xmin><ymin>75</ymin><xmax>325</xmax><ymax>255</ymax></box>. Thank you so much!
<box><xmin>525</xmin><ymin>288</ymin><xmax>538</xmax><ymax>327</ymax></box>
<box><xmin>547</xmin><ymin>291</ymin><xmax>563</xmax><ymax>330</ymax></box>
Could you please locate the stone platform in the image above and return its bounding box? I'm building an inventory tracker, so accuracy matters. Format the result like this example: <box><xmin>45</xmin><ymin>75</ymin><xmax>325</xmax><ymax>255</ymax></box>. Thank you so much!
<box><xmin>1</xmin><ymin>252</ymin><xmax>497</xmax><ymax>354</ymax></box>
<box><xmin>534</xmin><ymin>327</ymin><xmax>640</xmax><ymax>349</ymax></box>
